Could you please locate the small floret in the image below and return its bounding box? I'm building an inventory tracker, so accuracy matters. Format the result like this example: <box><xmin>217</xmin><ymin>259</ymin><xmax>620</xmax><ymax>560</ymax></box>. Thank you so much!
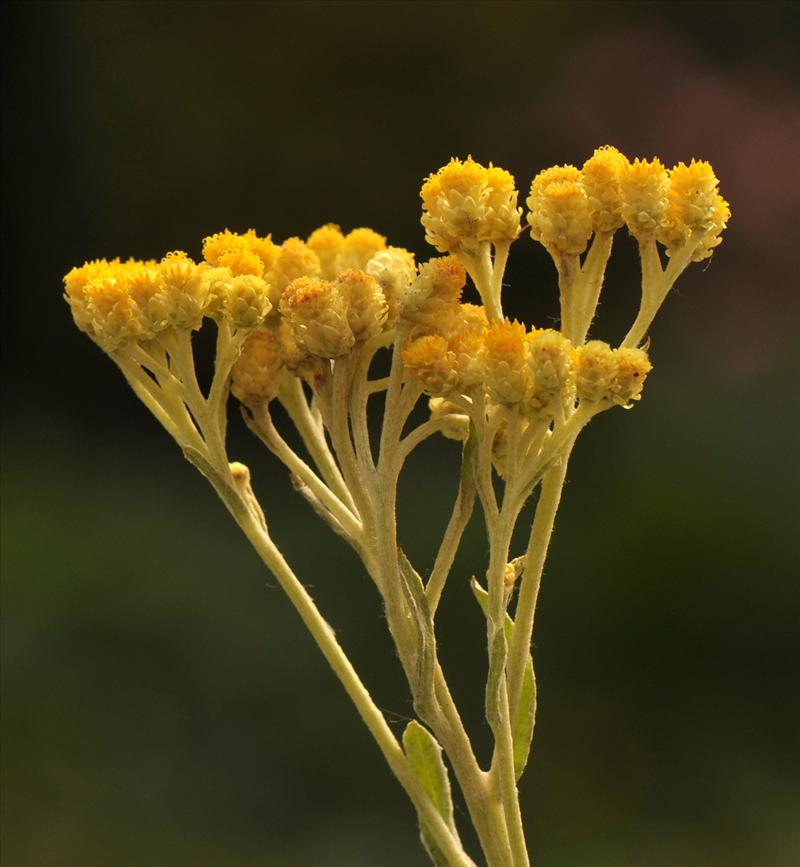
<box><xmin>620</xmin><ymin>157</ymin><xmax>670</xmax><ymax>238</ymax></box>
<box><xmin>581</xmin><ymin>146</ymin><xmax>627</xmax><ymax>233</ymax></box>
<box><xmin>231</xmin><ymin>329</ymin><xmax>284</xmax><ymax>405</ymax></box>
<box><xmin>280</xmin><ymin>276</ymin><xmax>354</xmax><ymax>358</ymax></box>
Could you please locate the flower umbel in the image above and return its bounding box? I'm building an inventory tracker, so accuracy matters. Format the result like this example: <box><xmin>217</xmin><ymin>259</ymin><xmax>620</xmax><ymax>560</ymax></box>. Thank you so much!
<box><xmin>63</xmin><ymin>146</ymin><xmax>728</xmax><ymax>867</ymax></box>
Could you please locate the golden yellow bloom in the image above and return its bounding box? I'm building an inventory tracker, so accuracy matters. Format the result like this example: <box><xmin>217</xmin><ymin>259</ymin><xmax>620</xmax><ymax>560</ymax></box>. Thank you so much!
<box><xmin>620</xmin><ymin>157</ymin><xmax>670</xmax><ymax>238</ymax></box>
<box><xmin>447</xmin><ymin>327</ymin><xmax>485</xmax><ymax>389</ymax></box>
<box><xmin>402</xmin><ymin>334</ymin><xmax>459</xmax><ymax>396</ymax></box>
<box><xmin>691</xmin><ymin>193</ymin><xmax>731</xmax><ymax>262</ymax></box>
<box><xmin>223</xmin><ymin>275</ymin><xmax>273</xmax><ymax>329</ymax></box>
<box><xmin>421</xmin><ymin>157</ymin><xmax>521</xmax><ymax>253</ymax></box>
<box><xmin>338</xmin><ymin>228</ymin><xmax>387</xmax><ymax>271</ymax></box>
<box><xmin>269</xmin><ymin>238</ymin><xmax>322</xmax><ymax>303</ymax></box>
<box><xmin>609</xmin><ymin>347</ymin><xmax>652</xmax><ymax>406</ymax></box>
<box><xmin>575</xmin><ymin>340</ymin><xmax>617</xmax><ymax>402</ymax></box>
<box><xmin>657</xmin><ymin>160</ymin><xmax>721</xmax><ymax>255</ymax></box>
<box><xmin>158</xmin><ymin>252</ymin><xmax>208</xmax><ymax>330</ymax></box>
<box><xmin>202</xmin><ymin>229</ymin><xmax>279</xmax><ymax>276</ymax></box>
<box><xmin>483</xmin><ymin>320</ymin><xmax>530</xmax><ymax>405</ymax></box>
<box><xmin>64</xmin><ymin>258</ymin><xmax>123</xmax><ymax>334</ymax></box>
<box><xmin>527</xmin><ymin>329</ymin><xmax>576</xmax><ymax>397</ymax></box>
<box><xmin>458</xmin><ymin>303</ymin><xmax>489</xmax><ymax>334</ymax></box>
<box><xmin>307</xmin><ymin>224</ymin><xmax>346</xmax><ymax>280</ymax></box>
<box><xmin>333</xmin><ymin>269</ymin><xmax>388</xmax><ymax>341</ymax></box>
<box><xmin>400</xmin><ymin>256</ymin><xmax>465</xmax><ymax>335</ymax></box>
<box><xmin>279</xmin><ymin>276</ymin><xmax>354</xmax><ymax>358</ymax></box>
<box><xmin>231</xmin><ymin>329</ymin><xmax>284</xmax><ymax>405</ymax></box>
<box><xmin>126</xmin><ymin>261</ymin><xmax>171</xmax><ymax>336</ymax></box>
<box><xmin>365</xmin><ymin>246</ymin><xmax>416</xmax><ymax>320</ymax></box>
<box><xmin>527</xmin><ymin>172</ymin><xmax>593</xmax><ymax>256</ymax></box>
<box><xmin>581</xmin><ymin>146</ymin><xmax>626</xmax><ymax>233</ymax></box>
<box><xmin>82</xmin><ymin>267</ymin><xmax>142</xmax><ymax>348</ymax></box>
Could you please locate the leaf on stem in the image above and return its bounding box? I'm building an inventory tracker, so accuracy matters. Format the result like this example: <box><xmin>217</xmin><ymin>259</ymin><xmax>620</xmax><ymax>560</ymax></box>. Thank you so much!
<box><xmin>398</xmin><ymin>549</ymin><xmax>436</xmax><ymax>706</ymax></box>
<box><xmin>471</xmin><ymin>577</ymin><xmax>536</xmax><ymax>779</ymax></box>
<box><xmin>403</xmin><ymin>720</ymin><xmax>456</xmax><ymax>867</ymax></box>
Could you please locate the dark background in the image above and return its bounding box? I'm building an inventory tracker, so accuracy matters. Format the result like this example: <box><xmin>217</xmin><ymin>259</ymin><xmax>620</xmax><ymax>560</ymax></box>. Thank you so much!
<box><xmin>2</xmin><ymin>2</ymin><xmax>799</xmax><ymax>865</ymax></box>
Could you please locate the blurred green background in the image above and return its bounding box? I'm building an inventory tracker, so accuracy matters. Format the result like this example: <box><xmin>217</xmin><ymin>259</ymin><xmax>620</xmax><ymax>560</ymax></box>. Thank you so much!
<box><xmin>2</xmin><ymin>1</ymin><xmax>799</xmax><ymax>865</ymax></box>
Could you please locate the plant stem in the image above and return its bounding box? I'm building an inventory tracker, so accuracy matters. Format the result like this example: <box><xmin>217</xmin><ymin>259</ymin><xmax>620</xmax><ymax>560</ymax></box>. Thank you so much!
<box><xmin>212</xmin><ymin>476</ymin><xmax>477</xmax><ymax>867</ymax></box>
<box><xmin>506</xmin><ymin>454</ymin><xmax>571</xmax><ymax>722</ymax></box>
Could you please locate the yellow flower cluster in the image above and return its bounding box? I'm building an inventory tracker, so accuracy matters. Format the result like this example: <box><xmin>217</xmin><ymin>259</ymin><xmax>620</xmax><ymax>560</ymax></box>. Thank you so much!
<box><xmin>64</xmin><ymin>225</ymin><xmax>415</xmax><ymax>361</ymax></box>
<box><xmin>229</xmin><ymin>228</ymin><xmax>416</xmax><ymax>404</ymax></box>
<box><xmin>64</xmin><ymin>252</ymin><xmax>209</xmax><ymax>348</ymax></box>
<box><xmin>524</xmin><ymin>146</ymin><xmax>729</xmax><ymax>259</ymax></box>
<box><xmin>420</xmin><ymin>157</ymin><xmax>522</xmax><ymax>254</ymax></box>
<box><xmin>401</xmin><ymin>265</ymin><xmax>652</xmax><ymax>416</ymax></box>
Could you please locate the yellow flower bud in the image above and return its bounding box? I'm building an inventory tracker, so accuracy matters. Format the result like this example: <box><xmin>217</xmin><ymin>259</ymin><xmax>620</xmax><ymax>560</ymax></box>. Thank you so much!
<box><xmin>365</xmin><ymin>246</ymin><xmax>416</xmax><ymax>321</ymax></box>
<box><xmin>231</xmin><ymin>329</ymin><xmax>284</xmax><ymax>405</ymax></box>
<box><xmin>333</xmin><ymin>269</ymin><xmax>388</xmax><ymax>342</ymax></box>
<box><xmin>581</xmin><ymin>146</ymin><xmax>626</xmax><ymax>233</ymax></box>
<box><xmin>483</xmin><ymin>320</ymin><xmax>530</xmax><ymax>405</ymax></box>
<box><xmin>402</xmin><ymin>334</ymin><xmax>459</xmax><ymax>396</ymax></box>
<box><xmin>620</xmin><ymin>157</ymin><xmax>670</xmax><ymax>238</ymax></box>
<box><xmin>458</xmin><ymin>303</ymin><xmax>489</xmax><ymax>334</ymax></box>
<box><xmin>576</xmin><ymin>340</ymin><xmax>617</xmax><ymax>402</ymax></box>
<box><xmin>428</xmin><ymin>397</ymin><xmax>470</xmax><ymax>441</ymax></box>
<box><xmin>199</xmin><ymin>265</ymin><xmax>235</xmax><ymax>320</ymax></box>
<box><xmin>64</xmin><ymin>259</ymin><xmax>122</xmax><ymax>335</ymax></box>
<box><xmin>83</xmin><ymin>267</ymin><xmax>142</xmax><ymax>348</ymax></box>
<box><xmin>223</xmin><ymin>275</ymin><xmax>273</xmax><ymax>329</ymax></box>
<box><xmin>527</xmin><ymin>329</ymin><xmax>576</xmax><ymax>397</ymax></box>
<box><xmin>126</xmin><ymin>261</ymin><xmax>171</xmax><ymax>337</ymax></box>
<box><xmin>527</xmin><ymin>170</ymin><xmax>593</xmax><ymax>256</ymax></box>
<box><xmin>337</xmin><ymin>227</ymin><xmax>387</xmax><ymax>272</ymax></box>
<box><xmin>400</xmin><ymin>256</ymin><xmax>465</xmax><ymax>334</ymax></box>
<box><xmin>307</xmin><ymin>224</ymin><xmax>346</xmax><ymax>280</ymax></box>
<box><xmin>484</xmin><ymin>165</ymin><xmax>523</xmax><ymax>244</ymax></box>
<box><xmin>269</xmin><ymin>238</ymin><xmax>322</xmax><ymax>303</ymax></box>
<box><xmin>609</xmin><ymin>347</ymin><xmax>652</xmax><ymax>406</ymax></box>
<box><xmin>447</xmin><ymin>327</ymin><xmax>485</xmax><ymax>389</ymax></box>
<box><xmin>158</xmin><ymin>252</ymin><xmax>208</xmax><ymax>330</ymax></box>
<box><xmin>202</xmin><ymin>229</ymin><xmax>279</xmax><ymax>276</ymax></box>
<box><xmin>421</xmin><ymin>157</ymin><xmax>521</xmax><ymax>254</ymax></box>
<box><xmin>280</xmin><ymin>276</ymin><xmax>354</xmax><ymax>358</ymax></box>
<box><xmin>657</xmin><ymin>160</ymin><xmax>722</xmax><ymax>255</ymax></box>
<box><xmin>690</xmin><ymin>193</ymin><xmax>731</xmax><ymax>262</ymax></box>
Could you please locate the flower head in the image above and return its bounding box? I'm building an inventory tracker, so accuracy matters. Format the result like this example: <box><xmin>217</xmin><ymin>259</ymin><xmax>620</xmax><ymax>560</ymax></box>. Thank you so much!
<box><xmin>421</xmin><ymin>157</ymin><xmax>521</xmax><ymax>254</ymax></box>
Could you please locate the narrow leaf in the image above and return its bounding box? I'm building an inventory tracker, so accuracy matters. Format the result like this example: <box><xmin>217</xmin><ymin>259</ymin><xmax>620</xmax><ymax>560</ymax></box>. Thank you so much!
<box><xmin>512</xmin><ymin>657</ymin><xmax>536</xmax><ymax>780</ymax></box>
<box><xmin>485</xmin><ymin>627</ymin><xmax>507</xmax><ymax>727</ymax></box>
<box><xmin>398</xmin><ymin>549</ymin><xmax>435</xmax><ymax>702</ymax></box>
<box><xmin>471</xmin><ymin>576</ymin><xmax>537</xmax><ymax>778</ymax></box>
<box><xmin>402</xmin><ymin>720</ymin><xmax>454</xmax><ymax>825</ymax></box>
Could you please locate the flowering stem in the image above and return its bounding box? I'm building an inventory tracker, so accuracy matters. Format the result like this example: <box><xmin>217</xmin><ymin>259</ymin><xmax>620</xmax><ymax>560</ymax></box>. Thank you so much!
<box><xmin>278</xmin><ymin>374</ymin><xmax>355</xmax><ymax>510</ymax></box>
<box><xmin>574</xmin><ymin>231</ymin><xmax>615</xmax><ymax>345</ymax></box>
<box><xmin>210</xmin><ymin>474</ymin><xmax>476</xmax><ymax>867</ymax></box>
<box><xmin>507</xmin><ymin>454</ymin><xmax>571</xmax><ymax>724</ymax></box>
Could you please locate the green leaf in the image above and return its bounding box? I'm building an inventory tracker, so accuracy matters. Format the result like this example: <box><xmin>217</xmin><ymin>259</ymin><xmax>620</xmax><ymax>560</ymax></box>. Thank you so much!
<box><xmin>403</xmin><ymin>721</ymin><xmax>456</xmax><ymax>865</ymax></box>
<box><xmin>471</xmin><ymin>577</ymin><xmax>537</xmax><ymax>779</ymax></box>
<box><xmin>485</xmin><ymin>626</ymin><xmax>507</xmax><ymax>727</ymax></box>
<box><xmin>398</xmin><ymin>549</ymin><xmax>435</xmax><ymax>703</ymax></box>
<box><xmin>402</xmin><ymin>721</ymin><xmax>454</xmax><ymax>824</ymax></box>
<box><xmin>512</xmin><ymin>655</ymin><xmax>536</xmax><ymax>780</ymax></box>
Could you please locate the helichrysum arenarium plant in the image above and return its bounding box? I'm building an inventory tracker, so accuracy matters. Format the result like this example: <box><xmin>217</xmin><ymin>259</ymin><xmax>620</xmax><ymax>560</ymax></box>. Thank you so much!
<box><xmin>64</xmin><ymin>146</ymin><xmax>729</xmax><ymax>866</ymax></box>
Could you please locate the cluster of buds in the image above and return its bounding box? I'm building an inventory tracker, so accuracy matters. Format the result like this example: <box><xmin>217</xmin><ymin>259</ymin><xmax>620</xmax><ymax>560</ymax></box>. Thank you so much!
<box><xmin>420</xmin><ymin>157</ymin><xmax>522</xmax><ymax>256</ymax></box>
<box><xmin>402</xmin><ymin>294</ymin><xmax>652</xmax><ymax>420</ymax></box>
<box><xmin>526</xmin><ymin>146</ymin><xmax>730</xmax><ymax>261</ymax></box>
<box><xmin>64</xmin><ymin>145</ymin><xmax>727</xmax><ymax>459</ymax></box>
